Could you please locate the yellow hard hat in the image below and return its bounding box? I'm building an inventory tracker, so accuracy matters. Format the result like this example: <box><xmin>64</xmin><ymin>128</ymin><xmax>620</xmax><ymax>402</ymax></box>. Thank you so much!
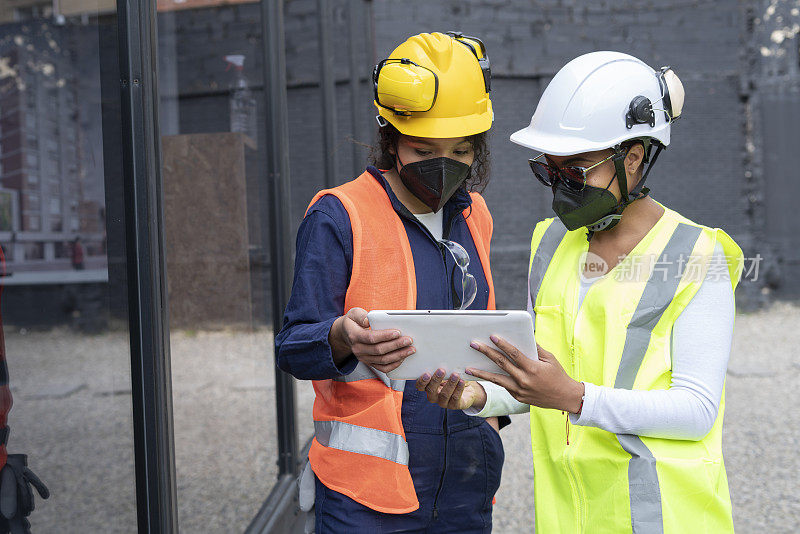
<box><xmin>373</xmin><ymin>32</ymin><xmax>493</xmax><ymax>138</ymax></box>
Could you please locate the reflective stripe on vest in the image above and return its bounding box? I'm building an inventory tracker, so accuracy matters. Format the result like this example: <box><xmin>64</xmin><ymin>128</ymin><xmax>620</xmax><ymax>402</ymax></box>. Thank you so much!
<box><xmin>304</xmin><ymin>171</ymin><xmax>496</xmax><ymax>514</ymax></box>
<box><xmin>527</xmin><ymin>209</ymin><xmax>740</xmax><ymax>533</ymax></box>
<box><xmin>333</xmin><ymin>361</ymin><xmax>406</xmax><ymax>392</ymax></box>
<box><xmin>528</xmin><ymin>219</ymin><xmax>568</xmax><ymax>306</ymax></box>
<box><xmin>612</xmin><ymin>223</ymin><xmax>702</xmax><ymax>534</ymax></box>
<box><xmin>314</xmin><ymin>420</ymin><xmax>410</xmax><ymax>465</ymax></box>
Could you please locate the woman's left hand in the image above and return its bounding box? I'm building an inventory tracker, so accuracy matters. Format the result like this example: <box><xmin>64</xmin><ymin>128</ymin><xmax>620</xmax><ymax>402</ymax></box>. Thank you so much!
<box><xmin>467</xmin><ymin>336</ymin><xmax>585</xmax><ymax>413</ymax></box>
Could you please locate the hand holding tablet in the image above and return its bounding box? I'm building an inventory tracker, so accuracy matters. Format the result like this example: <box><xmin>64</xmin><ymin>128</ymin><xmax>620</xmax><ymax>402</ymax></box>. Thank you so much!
<box><xmin>329</xmin><ymin>308</ymin><xmax>416</xmax><ymax>373</ymax></box>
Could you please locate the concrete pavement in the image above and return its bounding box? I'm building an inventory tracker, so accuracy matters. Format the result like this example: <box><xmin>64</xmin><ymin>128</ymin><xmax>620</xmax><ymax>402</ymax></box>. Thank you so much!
<box><xmin>3</xmin><ymin>302</ymin><xmax>798</xmax><ymax>532</ymax></box>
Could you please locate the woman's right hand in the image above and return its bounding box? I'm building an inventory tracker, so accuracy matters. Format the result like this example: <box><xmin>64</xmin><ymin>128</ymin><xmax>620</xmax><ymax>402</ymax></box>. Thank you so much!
<box><xmin>416</xmin><ymin>370</ymin><xmax>487</xmax><ymax>411</ymax></box>
<box><xmin>329</xmin><ymin>307</ymin><xmax>416</xmax><ymax>373</ymax></box>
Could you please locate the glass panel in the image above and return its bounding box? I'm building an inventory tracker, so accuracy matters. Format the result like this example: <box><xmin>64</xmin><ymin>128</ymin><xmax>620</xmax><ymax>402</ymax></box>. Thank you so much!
<box><xmin>281</xmin><ymin>1</ymin><xmax>375</xmax><ymax>452</ymax></box>
<box><xmin>155</xmin><ymin>1</ymin><xmax>279</xmax><ymax>530</ymax></box>
<box><xmin>0</xmin><ymin>4</ymin><xmax>138</xmax><ymax>532</ymax></box>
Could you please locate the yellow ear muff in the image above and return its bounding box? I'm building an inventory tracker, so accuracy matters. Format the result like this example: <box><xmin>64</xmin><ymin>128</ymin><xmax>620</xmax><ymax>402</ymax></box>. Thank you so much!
<box><xmin>374</xmin><ymin>59</ymin><xmax>438</xmax><ymax>115</ymax></box>
<box><xmin>446</xmin><ymin>31</ymin><xmax>491</xmax><ymax>93</ymax></box>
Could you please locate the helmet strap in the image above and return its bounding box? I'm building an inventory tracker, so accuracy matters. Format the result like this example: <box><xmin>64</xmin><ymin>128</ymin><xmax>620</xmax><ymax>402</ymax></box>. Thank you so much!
<box><xmin>612</xmin><ymin>141</ymin><xmax>665</xmax><ymax>207</ymax></box>
<box><xmin>612</xmin><ymin>148</ymin><xmax>630</xmax><ymax>204</ymax></box>
<box><xmin>393</xmin><ymin>142</ymin><xmax>405</xmax><ymax>171</ymax></box>
<box><xmin>629</xmin><ymin>143</ymin><xmax>663</xmax><ymax>199</ymax></box>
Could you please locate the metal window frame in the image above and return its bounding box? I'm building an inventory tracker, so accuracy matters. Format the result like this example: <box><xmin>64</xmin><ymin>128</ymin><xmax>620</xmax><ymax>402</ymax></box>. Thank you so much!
<box><xmin>117</xmin><ymin>0</ymin><xmax>178</xmax><ymax>532</ymax></box>
<box><xmin>245</xmin><ymin>1</ymin><xmax>308</xmax><ymax>531</ymax></box>
<box><xmin>114</xmin><ymin>0</ymin><xmax>348</xmax><ymax>531</ymax></box>
<box><xmin>259</xmin><ymin>0</ymin><xmax>298</xmax><ymax>482</ymax></box>
<box><xmin>115</xmin><ymin>0</ymin><xmax>302</xmax><ymax>530</ymax></box>
<box><xmin>318</xmin><ymin>0</ymin><xmax>338</xmax><ymax>189</ymax></box>
<box><xmin>250</xmin><ymin>1</ymin><xmax>375</xmax><ymax>530</ymax></box>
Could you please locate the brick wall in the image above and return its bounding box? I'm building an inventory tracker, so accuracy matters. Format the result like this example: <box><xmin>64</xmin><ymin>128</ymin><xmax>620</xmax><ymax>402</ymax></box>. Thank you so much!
<box><xmin>370</xmin><ymin>0</ymin><xmax>755</xmax><ymax>307</ymax></box>
<box><xmin>164</xmin><ymin>0</ymin><xmax>796</xmax><ymax>313</ymax></box>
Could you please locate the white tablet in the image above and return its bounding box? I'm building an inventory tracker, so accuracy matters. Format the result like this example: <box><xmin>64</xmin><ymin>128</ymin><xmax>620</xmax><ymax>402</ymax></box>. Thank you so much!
<box><xmin>366</xmin><ymin>310</ymin><xmax>536</xmax><ymax>381</ymax></box>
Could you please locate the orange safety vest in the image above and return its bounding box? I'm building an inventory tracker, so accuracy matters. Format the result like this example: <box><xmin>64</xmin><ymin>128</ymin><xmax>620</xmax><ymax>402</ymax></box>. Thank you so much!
<box><xmin>305</xmin><ymin>171</ymin><xmax>495</xmax><ymax>514</ymax></box>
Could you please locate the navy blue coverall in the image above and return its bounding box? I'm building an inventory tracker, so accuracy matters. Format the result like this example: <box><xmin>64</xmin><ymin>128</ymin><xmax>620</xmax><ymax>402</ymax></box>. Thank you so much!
<box><xmin>276</xmin><ymin>167</ymin><xmax>506</xmax><ymax>533</ymax></box>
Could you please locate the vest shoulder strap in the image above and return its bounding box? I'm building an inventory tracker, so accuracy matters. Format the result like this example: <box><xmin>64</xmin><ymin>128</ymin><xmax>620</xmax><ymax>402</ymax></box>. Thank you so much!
<box><xmin>466</xmin><ymin>192</ymin><xmax>492</xmax><ymax>246</ymax></box>
<box><xmin>306</xmin><ymin>172</ymin><xmax>416</xmax><ymax>312</ymax></box>
<box><xmin>465</xmin><ymin>192</ymin><xmax>496</xmax><ymax>310</ymax></box>
<box><xmin>305</xmin><ymin>172</ymin><xmax>387</xmax><ymax>216</ymax></box>
<box><xmin>528</xmin><ymin>218</ymin><xmax>568</xmax><ymax>309</ymax></box>
<box><xmin>711</xmin><ymin>228</ymin><xmax>744</xmax><ymax>289</ymax></box>
<box><xmin>660</xmin><ymin>206</ymin><xmax>744</xmax><ymax>291</ymax></box>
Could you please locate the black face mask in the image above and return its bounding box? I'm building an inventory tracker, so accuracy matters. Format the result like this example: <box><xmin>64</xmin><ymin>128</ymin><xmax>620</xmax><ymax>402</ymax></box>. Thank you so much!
<box><xmin>396</xmin><ymin>154</ymin><xmax>471</xmax><ymax>213</ymax></box>
<box><xmin>551</xmin><ymin>175</ymin><xmax>621</xmax><ymax>232</ymax></box>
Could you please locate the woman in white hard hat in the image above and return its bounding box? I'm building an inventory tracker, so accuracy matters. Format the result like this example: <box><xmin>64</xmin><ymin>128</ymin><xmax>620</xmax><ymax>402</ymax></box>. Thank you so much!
<box><xmin>419</xmin><ymin>51</ymin><xmax>743</xmax><ymax>532</ymax></box>
<box><xmin>276</xmin><ymin>32</ymin><xmax>505</xmax><ymax>532</ymax></box>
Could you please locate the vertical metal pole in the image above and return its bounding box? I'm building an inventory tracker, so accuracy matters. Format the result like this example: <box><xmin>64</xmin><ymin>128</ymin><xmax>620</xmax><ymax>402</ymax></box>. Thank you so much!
<box><xmin>260</xmin><ymin>0</ymin><xmax>298</xmax><ymax>477</ymax></box>
<box><xmin>156</xmin><ymin>11</ymin><xmax>180</xmax><ymax>136</ymax></box>
<box><xmin>347</xmin><ymin>1</ymin><xmax>361</xmax><ymax>177</ymax></box>
<box><xmin>318</xmin><ymin>0</ymin><xmax>338</xmax><ymax>188</ymax></box>
<box><xmin>117</xmin><ymin>0</ymin><xmax>178</xmax><ymax>532</ymax></box>
<box><xmin>366</xmin><ymin>0</ymin><xmax>377</xmax><ymax>68</ymax></box>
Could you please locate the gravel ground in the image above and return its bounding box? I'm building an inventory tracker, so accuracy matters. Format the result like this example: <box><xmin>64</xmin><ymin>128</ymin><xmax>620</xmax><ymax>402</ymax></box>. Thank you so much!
<box><xmin>3</xmin><ymin>302</ymin><xmax>799</xmax><ymax>533</ymax></box>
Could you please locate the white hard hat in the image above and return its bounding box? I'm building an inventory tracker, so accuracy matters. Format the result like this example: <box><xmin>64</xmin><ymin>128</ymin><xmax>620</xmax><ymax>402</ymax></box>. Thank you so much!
<box><xmin>510</xmin><ymin>51</ymin><xmax>684</xmax><ymax>156</ymax></box>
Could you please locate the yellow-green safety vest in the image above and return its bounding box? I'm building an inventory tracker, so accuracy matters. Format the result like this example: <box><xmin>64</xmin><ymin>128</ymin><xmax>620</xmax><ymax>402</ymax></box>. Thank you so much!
<box><xmin>528</xmin><ymin>205</ymin><xmax>743</xmax><ymax>533</ymax></box>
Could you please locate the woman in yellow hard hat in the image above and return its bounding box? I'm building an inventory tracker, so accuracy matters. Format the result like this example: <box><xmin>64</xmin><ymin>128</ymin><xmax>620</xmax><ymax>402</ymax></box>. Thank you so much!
<box><xmin>420</xmin><ymin>51</ymin><xmax>743</xmax><ymax>532</ymax></box>
<box><xmin>276</xmin><ymin>32</ymin><xmax>504</xmax><ymax>532</ymax></box>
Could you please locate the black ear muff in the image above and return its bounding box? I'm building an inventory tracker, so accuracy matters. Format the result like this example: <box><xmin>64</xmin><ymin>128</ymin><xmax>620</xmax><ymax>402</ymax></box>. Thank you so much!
<box><xmin>626</xmin><ymin>96</ymin><xmax>655</xmax><ymax>129</ymax></box>
<box><xmin>658</xmin><ymin>67</ymin><xmax>673</xmax><ymax>122</ymax></box>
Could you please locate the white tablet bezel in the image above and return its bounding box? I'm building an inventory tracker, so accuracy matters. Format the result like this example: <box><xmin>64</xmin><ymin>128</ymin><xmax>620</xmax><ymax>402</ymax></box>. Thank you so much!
<box><xmin>366</xmin><ymin>310</ymin><xmax>536</xmax><ymax>381</ymax></box>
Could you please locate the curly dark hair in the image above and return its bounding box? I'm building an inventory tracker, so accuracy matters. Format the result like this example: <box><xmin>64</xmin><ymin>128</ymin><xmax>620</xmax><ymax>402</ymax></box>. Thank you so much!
<box><xmin>368</xmin><ymin>123</ymin><xmax>491</xmax><ymax>193</ymax></box>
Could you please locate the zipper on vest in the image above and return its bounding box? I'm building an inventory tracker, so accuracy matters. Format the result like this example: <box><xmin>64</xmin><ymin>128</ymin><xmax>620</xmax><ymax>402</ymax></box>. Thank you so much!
<box><xmin>432</xmin><ymin>241</ymin><xmax>452</xmax><ymax>521</ymax></box>
<box><xmin>562</xmin><ymin>364</ymin><xmax>587</xmax><ymax>530</ymax></box>
<box><xmin>564</xmin><ymin>278</ymin><xmax>587</xmax><ymax>530</ymax></box>
<box><xmin>561</xmin><ymin>444</ymin><xmax>584</xmax><ymax>532</ymax></box>
<box><xmin>431</xmin><ymin>410</ymin><xmax>449</xmax><ymax>521</ymax></box>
